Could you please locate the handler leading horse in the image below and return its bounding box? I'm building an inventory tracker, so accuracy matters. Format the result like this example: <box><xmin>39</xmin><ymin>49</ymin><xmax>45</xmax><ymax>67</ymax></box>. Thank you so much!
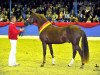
<box><xmin>25</xmin><ymin>12</ymin><xmax>89</xmax><ymax>68</ymax></box>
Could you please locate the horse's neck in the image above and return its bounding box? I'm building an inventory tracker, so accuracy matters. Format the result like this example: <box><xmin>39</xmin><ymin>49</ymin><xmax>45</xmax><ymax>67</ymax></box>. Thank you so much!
<box><xmin>37</xmin><ymin>18</ymin><xmax>47</xmax><ymax>27</ymax></box>
<box><xmin>35</xmin><ymin>13</ymin><xmax>48</xmax><ymax>29</ymax></box>
<box><xmin>37</xmin><ymin>21</ymin><xmax>45</xmax><ymax>29</ymax></box>
<box><xmin>34</xmin><ymin>16</ymin><xmax>43</xmax><ymax>29</ymax></box>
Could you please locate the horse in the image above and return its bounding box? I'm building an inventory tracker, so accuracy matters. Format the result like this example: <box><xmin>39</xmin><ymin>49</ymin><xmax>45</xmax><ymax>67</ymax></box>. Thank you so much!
<box><xmin>25</xmin><ymin>12</ymin><xmax>89</xmax><ymax>68</ymax></box>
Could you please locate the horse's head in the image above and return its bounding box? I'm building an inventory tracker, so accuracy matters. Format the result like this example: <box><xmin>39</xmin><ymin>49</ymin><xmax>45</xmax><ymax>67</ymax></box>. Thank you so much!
<box><xmin>24</xmin><ymin>12</ymin><xmax>48</xmax><ymax>27</ymax></box>
<box><xmin>24</xmin><ymin>12</ymin><xmax>37</xmax><ymax>26</ymax></box>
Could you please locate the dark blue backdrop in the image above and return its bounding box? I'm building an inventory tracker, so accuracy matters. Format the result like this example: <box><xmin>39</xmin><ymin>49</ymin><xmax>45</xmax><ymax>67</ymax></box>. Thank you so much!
<box><xmin>0</xmin><ymin>24</ymin><xmax>100</xmax><ymax>36</ymax></box>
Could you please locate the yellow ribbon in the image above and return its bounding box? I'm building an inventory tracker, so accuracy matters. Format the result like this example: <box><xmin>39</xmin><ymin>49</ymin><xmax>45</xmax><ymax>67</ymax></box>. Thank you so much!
<box><xmin>39</xmin><ymin>21</ymin><xmax>51</xmax><ymax>34</ymax></box>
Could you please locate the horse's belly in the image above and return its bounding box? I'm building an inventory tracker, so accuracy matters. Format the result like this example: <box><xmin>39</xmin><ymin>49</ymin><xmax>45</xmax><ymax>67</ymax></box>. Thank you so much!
<box><xmin>46</xmin><ymin>36</ymin><xmax>69</xmax><ymax>44</ymax></box>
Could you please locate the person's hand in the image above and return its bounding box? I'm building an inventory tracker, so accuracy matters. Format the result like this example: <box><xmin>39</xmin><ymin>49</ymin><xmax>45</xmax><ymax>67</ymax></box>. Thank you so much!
<box><xmin>20</xmin><ymin>28</ymin><xmax>24</xmax><ymax>32</ymax></box>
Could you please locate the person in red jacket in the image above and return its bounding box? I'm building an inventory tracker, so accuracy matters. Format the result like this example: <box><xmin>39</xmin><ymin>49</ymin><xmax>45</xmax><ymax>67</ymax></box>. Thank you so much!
<box><xmin>8</xmin><ymin>15</ymin><xmax>24</xmax><ymax>66</ymax></box>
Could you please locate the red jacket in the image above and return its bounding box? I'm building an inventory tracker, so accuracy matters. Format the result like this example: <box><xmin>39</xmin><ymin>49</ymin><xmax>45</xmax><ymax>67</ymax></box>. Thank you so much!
<box><xmin>8</xmin><ymin>22</ymin><xmax>20</xmax><ymax>40</ymax></box>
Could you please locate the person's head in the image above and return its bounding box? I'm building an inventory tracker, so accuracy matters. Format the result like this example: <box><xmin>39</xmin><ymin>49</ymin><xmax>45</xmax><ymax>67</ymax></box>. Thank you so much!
<box><xmin>11</xmin><ymin>15</ymin><xmax>16</xmax><ymax>23</ymax></box>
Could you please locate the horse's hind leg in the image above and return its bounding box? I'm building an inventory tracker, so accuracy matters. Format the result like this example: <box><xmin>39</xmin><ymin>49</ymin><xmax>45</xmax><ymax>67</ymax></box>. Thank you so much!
<box><xmin>48</xmin><ymin>44</ymin><xmax>55</xmax><ymax>65</ymax></box>
<box><xmin>76</xmin><ymin>46</ymin><xmax>84</xmax><ymax>69</ymax></box>
<box><xmin>41</xmin><ymin>42</ymin><xmax>47</xmax><ymax>67</ymax></box>
<box><xmin>68</xmin><ymin>44</ymin><xmax>77</xmax><ymax>67</ymax></box>
<box><xmin>72</xmin><ymin>45</ymin><xmax>84</xmax><ymax>68</ymax></box>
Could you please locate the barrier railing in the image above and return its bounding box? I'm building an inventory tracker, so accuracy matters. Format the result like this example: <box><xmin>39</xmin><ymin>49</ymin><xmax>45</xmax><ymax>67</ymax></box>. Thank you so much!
<box><xmin>0</xmin><ymin>22</ymin><xmax>100</xmax><ymax>28</ymax></box>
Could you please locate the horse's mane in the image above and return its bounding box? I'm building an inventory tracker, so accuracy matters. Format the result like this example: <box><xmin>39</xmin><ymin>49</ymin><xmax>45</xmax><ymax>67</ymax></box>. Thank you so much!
<box><xmin>39</xmin><ymin>14</ymin><xmax>48</xmax><ymax>22</ymax></box>
<box><xmin>32</xmin><ymin>12</ymin><xmax>48</xmax><ymax>23</ymax></box>
<box><xmin>31</xmin><ymin>12</ymin><xmax>41</xmax><ymax>20</ymax></box>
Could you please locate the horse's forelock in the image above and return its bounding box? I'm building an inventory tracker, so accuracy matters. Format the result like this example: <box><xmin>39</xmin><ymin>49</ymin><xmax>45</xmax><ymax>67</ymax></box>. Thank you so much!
<box><xmin>32</xmin><ymin>12</ymin><xmax>47</xmax><ymax>22</ymax></box>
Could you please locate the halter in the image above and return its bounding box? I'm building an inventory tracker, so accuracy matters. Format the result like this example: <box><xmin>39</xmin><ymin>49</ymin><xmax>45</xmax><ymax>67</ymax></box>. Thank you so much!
<box><xmin>39</xmin><ymin>21</ymin><xmax>51</xmax><ymax>34</ymax></box>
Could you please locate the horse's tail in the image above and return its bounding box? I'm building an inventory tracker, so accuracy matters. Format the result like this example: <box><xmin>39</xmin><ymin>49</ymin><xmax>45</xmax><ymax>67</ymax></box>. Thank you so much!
<box><xmin>81</xmin><ymin>31</ymin><xmax>89</xmax><ymax>63</ymax></box>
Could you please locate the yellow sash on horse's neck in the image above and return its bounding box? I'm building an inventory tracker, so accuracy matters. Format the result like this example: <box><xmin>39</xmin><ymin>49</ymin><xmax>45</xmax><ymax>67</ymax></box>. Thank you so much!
<box><xmin>39</xmin><ymin>21</ymin><xmax>51</xmax><ymax>34</ymax></box>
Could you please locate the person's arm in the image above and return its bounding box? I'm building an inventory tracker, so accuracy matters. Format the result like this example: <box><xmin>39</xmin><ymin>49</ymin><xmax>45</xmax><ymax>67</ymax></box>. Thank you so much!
<box><xmin>11</xmin><ymin>25</ymin><xmax>21</xmax><ymax>35</ymax></box>
<box><xmin>10</xmin><ymin>25</ymin><xmax>23</xmax><ymax>35</ymax></box>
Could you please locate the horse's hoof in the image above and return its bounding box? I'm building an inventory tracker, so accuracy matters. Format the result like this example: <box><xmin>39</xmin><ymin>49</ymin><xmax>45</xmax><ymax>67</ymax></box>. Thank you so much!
<box><xmin>80</xmin><ymin>66</ymin><xmax>84</xmax><ymax>69</ymax></box>
<box><xmin>40</xmin><ymin>64</ymin><xmax>44</xmax><ymax>67</ymax></box>
<box><xmin>68</xmin><ymin>65</ymin><xmax>71</xmax><ymax>67</ymax></box>
<box><xmin>52</xmin><ymin>64</ymin><xmax>55</xmax><ymax>66</ymax></box>
<box><xmin>95</xmin><ymin>64</ymin><xmax>99</xmax><ymax>67</ymax></box>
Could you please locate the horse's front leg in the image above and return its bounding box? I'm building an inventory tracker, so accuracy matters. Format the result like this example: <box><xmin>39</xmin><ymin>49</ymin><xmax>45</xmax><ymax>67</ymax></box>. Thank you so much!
<box><xmin>40</xmin><ymin>42</ymin><xmax>47</xmax><ymax>67</ymax></box>
<box><xmin>48</xmin><ymin>44</ymin><xmax>55</xmax><ymax>65</ymax></box>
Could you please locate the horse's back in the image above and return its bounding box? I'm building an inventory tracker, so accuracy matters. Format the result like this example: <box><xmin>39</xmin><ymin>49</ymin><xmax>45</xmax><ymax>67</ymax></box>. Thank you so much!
<box><xmin>66</xmin><ymin>25</ymin><xmax>82</xmax><ymax>34</ymax></box>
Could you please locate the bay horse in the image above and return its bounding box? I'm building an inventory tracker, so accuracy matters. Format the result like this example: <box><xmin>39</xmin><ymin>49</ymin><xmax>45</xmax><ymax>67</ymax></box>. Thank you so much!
<box><xmin>25</xmin><ymin>12</ymin><xmax>89</xmax><ymax>68</ymax></box>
